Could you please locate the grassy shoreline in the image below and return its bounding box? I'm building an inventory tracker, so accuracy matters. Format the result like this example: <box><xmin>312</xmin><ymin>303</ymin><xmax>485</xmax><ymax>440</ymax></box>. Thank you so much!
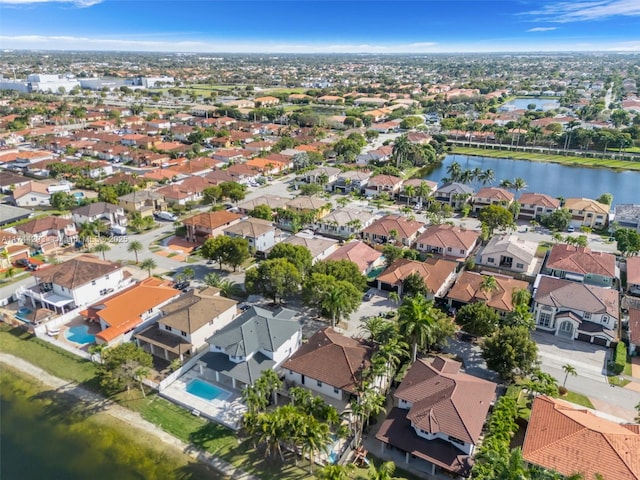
<box><xmin>451</xmin><ymin>146</ymin><xmax>640</xmax><ymax>171</ymax></box>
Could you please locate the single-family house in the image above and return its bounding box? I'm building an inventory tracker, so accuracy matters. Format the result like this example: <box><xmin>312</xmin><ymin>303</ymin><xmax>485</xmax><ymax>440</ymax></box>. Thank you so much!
<box><xmin>224</xmin><ymin>217</ymin><xmax>277</xmax><ymax>254</ymax></box>
<box><xmin>118</xmin><ymin>190</ymin><xmax>167</xmax><ymax>218</ymax></box>
<box><xmin>0</xmin><ymin>204</ymin><xmax>32</xmax><ymax>227</ymax></box>
<box><xmin>82</xmin><ymin>277</ymin><xmax>180</xmax><ymax>346</ymax></box>
<box><xmin>376</xmin><ymin>356</ymin><xmax>497</xmax><ymax>478</ymax></box>
<box><xmin>477</xmin><ymin>234</ymin><xmax>540</xmax><ymax>276</ymax></box>
<box><xmin>285</xmin><ymin>196</ymin><xmax>331</xmax><ymax>220</ymax></box>
<box><xmin>398</xmin><ymin>179</ymin><xmax>437</xmax><ymax>205</ymax></box>
<box><xmin>564</xmin><ymin>197</ymin><xmax>610</xmax><ymax>229</ymax></box>
<box><xmin>254</xmin><ymin>96</ymin><xmax>280</xmax><ymax>107</ymax></box>
<box><xmin>183</xmin><ymin>211</ymin><xmax>243</xmax><ymax>243</ymax></box>
<box><xmin>15</xmin><ymin>216</ymin><xmax>77</xmax><ymax>251</ymax></box>
<box><xmin>472</xmin><ymin>187</ymin><xmax>514</xmax><ymax>213</ymax></box>
<box><xmin>364</xmin><ymin>175</ymin><xmax>403</xmax><ymax>198</ymax></box>
<box><xmin>447</xmin><ymin>272</ymin><xmax>529</xmax><ymax>315</ymax></box>
<box><xmin>614</xmin><ymin>204</ymin><xmax>640</xmax><ymax>233</ymax></box>
<box><xmin>136</xmin><ymin>288</ymin><xmax>238</xmax><ymax>362</ymax></box>
<box><xmin>325</xmin><ymin>241</ymin><xmax>384</xmax><ymax>275</ymax></box>
<box><xmin>628</xmin><ymin>306</ymin><xmax>640</xmax><ymax>355</ymax></box>
<box><xmin>627</xmin><ymin>256</ymin><xmax>640</xmax><ymax>296</ymax></box>
<box><xmin>317</xmin><ymin>208</ymin><xmax>375</xmax><ymax>238</ymax></box>
<box><xmin>11</xmin><ymin>180</ymin><xmax>51</xmax><ymax>207</ymax></box>
<box><xmin>72</xmin><ymin>202</ymin><xmax>128</xmax><ymax>229</ymax></box>
<box><xmin>433</xmin><ymin>183</ymin><xmax>474</xmax><ymax>208</ymax></box>
<box><xmin>281</xmin><ymin>234</ymin><xmax>339</xmax><ymax>264</ymax></box>
<box><xmin>377</xmin><ymin>258</ymin><xmax>458</xmax><ymax>298</ymax></box>
<box><xmin>333</xmin><ymin>170</ymin><xmax>371</xmax><ymax>193</ymax></box>
<box><xmin>522</xmin><ymin>396</ymin><xmax>640</xmax><ymax>480</ymax></box>
<box><xmin>533</xmin><ymin>275</ymin><xmax>619</xmax><ymax>346</ymax></box>
<box><xmin>415</xmin><ymin>225</ymin><xmax>480</xmax><ymax>260</ymax></box>
<box><xmin>16</xmin><ymin>255</ymin><xmax>132</xmax><ymax>314</ymax></box>
<box><xmin>282</xmin><ymin>327</ymin><xmax>374</xmax><ymax>402</ymax></box>
<box><xmin>0</xmin><ymin>171</ymin><xmax>31</xmax><ymax>194</ymax></box>
<box><xmin>518</xmin><ymin>193</ymin><xmax>560</xmax><ymax>221</ymax></box>
<box><xmin>543</xmin><ymin>244</ymin><xmax>617</xmax><ymax>288</ymax></box>
<box><xmin>235</xmin><ymin>195</ymin><xmax>289</xmax><ymax>215</ymax></box>
<box><xmin>199</xmin><ymin>306</ymin><xmax>301</xmax><ymax>390</ymax></box>
<box><xmin>303</xmin><ymin>166</ymin><xmax>342</xmax><ymax>191</ymax></box>
<box><xmin>363</xmin><ymin>214</ymin><xmax>424</xmax><ymax>247</ymax></box>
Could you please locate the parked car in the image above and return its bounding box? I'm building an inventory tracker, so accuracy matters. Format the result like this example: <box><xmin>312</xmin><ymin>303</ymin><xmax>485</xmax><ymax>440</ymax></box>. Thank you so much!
<box><xmin>173</xmin><ymin>281</ymin><xmax>190</xmax><ymax>291</ymax></box>
<box><xmin>363</xmin><ymin>291</ymin><xmax>374</xmax><ymax>301</ymax></box>
<box><xmin>15</xmin><ymin>258</ymin><xmax>31</xmax><ymax>268</ymax></box>
<box><xmin>155</xmin><ymin>211</ymin><xmax>177</xmax><ymax>222</ymax></box>
<box><xmin>567</xmin><ymin>225</ymin><xmax>575</xmax><ymax>232</ymax></box>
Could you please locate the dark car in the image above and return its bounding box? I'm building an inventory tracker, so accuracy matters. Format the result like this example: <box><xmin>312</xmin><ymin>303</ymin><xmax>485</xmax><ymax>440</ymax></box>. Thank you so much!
<box><xmin>173</xmin><ymin>281</ymin><xmax>190</xmax><ymax>291</ymax></box>
<box><xmin>15</xmin><ymin>258</ymin><xmax>30</xmax><ymax>268</ymax></box>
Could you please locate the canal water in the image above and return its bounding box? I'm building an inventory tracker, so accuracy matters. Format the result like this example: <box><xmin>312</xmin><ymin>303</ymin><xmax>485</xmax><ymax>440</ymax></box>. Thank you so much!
<box><xmin>425</xmin><ymin>154</ymin><xmax>640</xmax><ymax>206</ymax></box>
<box><xmin>0</xmin><ymin>369</ymin><xmax>217</xmax><ymax>480</ymax></box>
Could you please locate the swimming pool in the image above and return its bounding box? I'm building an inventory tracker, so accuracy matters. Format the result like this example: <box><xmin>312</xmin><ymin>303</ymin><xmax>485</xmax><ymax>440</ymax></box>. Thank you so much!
<box><xmin>186</xmin><ymin>379</ymin><xmax>230</xmax><ymax>402</ymax></box>
<box><xmin>65</xmin><ymin>325</ymin><xmax>96</xmax><ymax>345</ymax></box>
<box><xmin>16</xmin><ymin>307</ymin><xmax>32</xmax><ymax>321</ymax></box>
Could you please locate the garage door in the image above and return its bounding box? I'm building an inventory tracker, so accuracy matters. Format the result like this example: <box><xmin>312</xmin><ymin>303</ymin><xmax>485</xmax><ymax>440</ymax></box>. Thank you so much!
<box><xmin>576</xmin><ymin>333</ymin><xmax>592</xmax><ymax>343</ymax></box>
<box><xmin>592</xmin><ymin>337</ymin><xmax>609</xmax><ymax>347</ymax></box>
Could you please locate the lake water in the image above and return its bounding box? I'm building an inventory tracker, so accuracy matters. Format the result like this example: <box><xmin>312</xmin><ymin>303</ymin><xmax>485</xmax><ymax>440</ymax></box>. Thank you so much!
<box><xmin>0</xmin><ymin>369</ymin><xmax>217</xmax><ymax>480</ymax></box>
<box><xmin>424</xmin><ymin>154</ymin><xmax>640</xmax><ymax>206</ymax></box>
<box><xmin>501</xmin><ymin>97</ymin><xmax>560</xmax><ymax>110</ymax></box>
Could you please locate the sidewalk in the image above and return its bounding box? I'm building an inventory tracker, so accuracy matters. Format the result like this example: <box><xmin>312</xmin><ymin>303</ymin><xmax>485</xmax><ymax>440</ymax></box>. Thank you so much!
<box><xmin>0</xmin><ymin>353</ymin><xmax>257</xmax><ymax>480</ymax></box>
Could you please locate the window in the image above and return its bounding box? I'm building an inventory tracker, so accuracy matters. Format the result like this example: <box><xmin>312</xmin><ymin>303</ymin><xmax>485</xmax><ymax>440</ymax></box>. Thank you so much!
<box><xmin>165</xmin><ymin>326</ymin><xmax>172</xmax><ymax>332</ymax></box>
<box><xmin>92</xmin><ymin>280</ymin><xmax>96</xmax><ymax>286</ymax></box>
<box><xmin>583</xmin><ymin>312</ymin><xmax>591</xmax><ymax>320</ymax></box>
<box><xmin>333</xmin><ymin>387</ymin><xmax>340</xmax><ymax>394</ymax></box>
<box><xmin>181</xmin><ymin>331</ymin><xmax>187</xmax><ymax>337</ymax></box>
<box><xmin>487</xmin><ymin>257</ymin><xmax>495</xmax><ymax>263</ymax></box>
<box><xmin>105</xmin><ymin>275</ymin><xmax>109</xmax><ymax>280</ymax></box>
<box><xmin>539</xmin><ymin>312</ymin><xmax>552</xmax><ymax>328</ymax></box>
<box><xmin>317</xmin><ymin>380</ymin><xmax>323</xmax><ymax>387</ymax></box>
<box><xmin>602</xmin><ymin>315</ymin><xmax>609</xmax><ymax>323</ymax></box>
<box><xmin>516</xmin><ymin>263</ymin><xmax>524</xmax><ymax>269</ymax></box>
<box><xmin>447</xmin><ymin>247</ymin><xmax>452</xmax><ymax>252</ymax></box>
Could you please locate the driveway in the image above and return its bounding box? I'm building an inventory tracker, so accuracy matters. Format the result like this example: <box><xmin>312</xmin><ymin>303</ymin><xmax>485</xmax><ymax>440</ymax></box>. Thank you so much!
<box><xmin>343</xmin><ymin>288</ymin><xmax>397</xmax><ymax>337</ymax></box>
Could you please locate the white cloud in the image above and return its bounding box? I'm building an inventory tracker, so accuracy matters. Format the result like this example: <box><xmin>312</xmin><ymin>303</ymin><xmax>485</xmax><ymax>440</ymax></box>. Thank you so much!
<box><xmin>0</xmin><ymin>0</ymin><xmax>101</xmax><ymax>6</ymax></box>
<box><xmin>527</xmin><ymin>27</ymin><xmax>558</xmax><ymax>32</ymax></box>
<box><xmin>524</xmin><ymin>0</ymin><xmax>640</xmax><ymax>23</ymax></box>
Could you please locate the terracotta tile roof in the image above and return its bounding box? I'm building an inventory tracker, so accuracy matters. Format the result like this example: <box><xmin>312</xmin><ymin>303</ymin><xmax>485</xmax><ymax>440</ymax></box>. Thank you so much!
<box><xmin>378</xmin><ymin>258</ymin><xmax>457</xmax><ymax>295</ymax></box>
<box><xmin>282</xmin><ymin>327</ymin><xmax>373</xmax><ymax>394</ymax></box>
<box><xmin>629</xmin><ymin>307</ymin><xmax>640</xmax><ymax>350</ymax></box>
<box><xmin>363</xmin><ymin>214</ymin><xmax>424</xmax><ymax>240</ymax></box>
<box><xmin>628</xmin><ymin>257</ymin><xmax>640</xmax><ymax>286</ymax></box>
<box><xmin>159</xmin><ymin>289</ymin><xmax>237</xmax><ymax>333</ymax></box>
<box><xmin>394</xmin><ymin>356</ymin><xmax>496</xmax><ymax>445</ymax></box>
<box><xmin>415</xmin><ymin>224</ymin><xmax>480</xmax><ymax>251</ymax></box>
<box><xmin>12</xmin><ymin>180</ymin><xmax>50</xmax><ymax>199</ymax></box>
<box><xmin>565</xmin><ymin>197</ymin><xmax>610</xmax><ymax>215</ymax></box>
<box><xmin>546</xmin><ymin>244</ymin><xmax>616</xmax><ymax>278</ymax></box>
<box><xmin>286</xmin><ymin>196</ymin><xmax>329</xmax><ymax>211</ymax></box>
<box><xmin>474</xmin><ymin>187</ymin><xmax>514</xmax><ymax>202</ymax></box>
<box><xmin>523</xmin><ymin>396</ymin><xmax>640</xmax><ymax>480</ymax></box>
<box><xmin>33</xmin><ymin>254</ymin><xmax>122</xmax><ymax>290</ymax></box>
<box><xmin>15</xmin><ymin>216</ymin><xmax>73</xmax><ymax>234</ymax></box>
<box><xmin>325</xmin><ymin>241</ymin><xmax>382</xmax><ymax>273</ymax></box>
<box><xmin>183</xmin><ymin>210</ymin><xmax>243</xmax><ymax>230</ymax></box>
<box><xmin>224</xmin><ymin>217</ymin><xmax>275</xmax><ymax>238</ymax></box>
<box><xmin>446</xmin><ymin>271</ymin><xmax>529</xmax><ymax>312</ymax></box>
<box><xmin>519</xmin><ymin>192</ymin><xmax>560</xmax><ymax>209</ymax></box>
<box><xmin>368</xmin><ymin>174</ymin><xmax>402</xmax><ymax>186</ymax></box>
<box><xmin>534</xmin><ymin>276</ymin><xmax>619</xmax><ymax>319</ymax></box>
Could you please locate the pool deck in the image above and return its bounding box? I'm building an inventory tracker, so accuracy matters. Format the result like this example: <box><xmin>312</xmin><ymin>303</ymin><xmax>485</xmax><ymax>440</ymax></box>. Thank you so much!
<box><xmin>57</xmin><ymin>317</ymin><xmax>101</xmax><ymax>352</ymax></box>
<box><xmin>160</xmin><ymin>370</ymin><xmax>246</xmax><ymax>431</ymax></box>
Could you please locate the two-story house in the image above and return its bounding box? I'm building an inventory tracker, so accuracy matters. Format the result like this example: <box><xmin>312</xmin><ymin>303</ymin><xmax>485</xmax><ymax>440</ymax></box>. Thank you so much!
<box><xmin>627</xmin><ymin>256</ymin><xmax>640</xmax><ymax>296</ymax></box>
<box><xmin>317</xmin><ymin>208</ymin><xmax>376</xmax><ymax>238</ymax></box>
<box><xmin>477</xmin><ymin>234</ymin><xmax>540</xmax><ymax>276</ymax></box>
<box><xmin>614</xmin><ymin>204</ymin><xmax>640</xmax><ymax>233</ymax></box>
<box><xmin>362</xmin><ymin>214</ymin><xmax>424</xmax><ymax>247</ymax></box>
<box><xmin>282</xmin><ymin>327</ymin><xmax>374</xmax><ymax>403</ymax></box>
<box><xmin>235</xmin><ymin>195</ymin><xmax>289</xmax><ymax>215</ymax></box>
<box><xmin>11</xmin><ymin>180</ymin><xmax>51</xmax><ymax>207</ymax></box>
<box><xmin>303</xmin><ymin>166</ymin><xmax>342</xmax><ymax>191</ymax></box>
<box><xmin>433</xmin><ymin>182</ymin><xmax>474</xmax><ymax>208</ymax></box>
<box><xmin>135</xmin><ymin>287</ymin><xmax>238</xmax><ymax>362</ymax></box>
<box><xmin>84</xmin><ymin>277</ymin><xmax>180</xmax><ymax>346</ymax></box>
<box><xmin>333</xmin><ymin>170</ymin><xmax>371</xmax><ymax>194</ymax></box>
<box><xmin>15</xmin><ymin>216</ymin><xmax>77</xmax><ymax>252</ymax></box>
<box><xmin>72</xmin><ymin>202</ymin><xmax>128</xmax><ymax>229</ymax></box>
<box><xmin>447</xmin><ymin>272</ymin><xmax>530</xmax><ymax>316</ymax></box>
<box><xmin>325</xmin><ymin>241</ymin><xmax>384</xmax><ymax>275</ymax></box>
<box><xmin>364</xmin><ymin>174</ymin><xmax>403</xmax><ymax>198</ymax></box>
<box><xmin>377</xmin><ymin>258</ymin><xmax>458</xmax><ymax>298</ymax></box>
<box><xmin>183</xmin><ymin>210</ymin><xmax>243</xmax><ymax>243</ymax></box>
<box><xmin>118</xmin><ymin>190</ymin><xmax>167</xmax><ymax>218</ymax></box>
<box><xmin>543</xmin><ymin>244</ymin><xmax>617</xmax><ymax>288</ymax></box>
<box><xmin>376</xmin><ymin>356</ymin><xmax>497</xmax><ymax>478</ymax></box>
<box><xmin>285</xmin><ymin>196</ymin><xmax>331</xmax><ymax>220</ymax></box>
<box><xmin>224</xmin><ymin>218</ymin><xmax>277</xmax><ymax>256</ymax></box>
<box><xmin>472</xmin><ymin>187</ymin><xmax>514</xmax><ymax>213</ymax></box>
<box><xmin>17</xmin><ymin>255</ymin><xmax>132</xmax><ymax>314</ymax></box>
<box><xmin>518</xmin><ymin>193</ymin><xmax>560</xmax><ymax>221</ymax></box>
<box><xmin>414</xmin><ymin>224</ymin><xmax>480</xmax><ymax>260</ymax></box>
<box><xmin>533</xmin><ymin>275</ymin><xmax>619</xmax><ymax>346</ymax></box>
<box><xmin>564</xmin><ymin>197</ymin><xmax>610</xmax><ymax>229</ymax></box>
<box><xmin>198</xmin><ymin>306</ymin><xmax>301</xmax><ymax>390</ymax></box>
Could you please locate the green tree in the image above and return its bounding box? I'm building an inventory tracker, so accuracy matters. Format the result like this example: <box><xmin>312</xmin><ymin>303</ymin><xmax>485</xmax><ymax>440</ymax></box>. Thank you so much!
<box><xmin>596</xmin><ymin>193</ymin><xmax>613</xmax><ymax>205</ymax></box>
<box><xmin>368</xmin><ymin>460</ymin><xmax>400</xmax><ymax>480</ymax></box>
<box><xmin>97</xmin><ymin>342</ymin><xmax>153</xmax><ymax>394</ymax></box>
<box><xmin>482</xmin><ymin>326</ymin><xmax>539</xmax><ymax>381</ymax></box>
<box><xmin>455</xmin><ymin>302</ymin><xmax>499</xmax><ymax>337</ymax></box>
<box><xmin>140</xmin><ymin>258</ymin><xmax>157</xmax><ymax>277</ymax></box>
<box><xmin>50</xmin><ymin>191</ymin><xmax>76</xmax><ymax>210</ymax></box>
<box><xmin>127</xmin><ymin>240</ymin><xmax>143</xmax><ymax>264</ymax></box>
<box><xmin>359</xmin><ymin>316</ymin><xmax>398</xmax><ymax>345</ymax></box>
<box><xmin>268</xmin><ymin>243</ymin><xmax>313</xmax><ymax>277</ymax></box>
<box><xmin>299</xmin><ymin>183</ymin><xmax>324</xmax><ymax>196</ymax></box>
<box><xmin>542</xmin><ymin>208</ymin><xmax>572</xmax><ymax>231</ymax></box>
<box><xmin>402</xmin><ymin>271</ymin><xmax>429</xmax><ymax>297</ymax></box>
<box><xmin>614</xmin><ymin>228</ymin><xmax>640</xmax><ymax>256</ymax></box>
<box><xmin>562</xmin><ymin>364</ymin><xmax>577</xmax><ymax>387</ymax></box>
<box><xmin>93</xmin><ymin>242</ymin><xmax>111</xmax><ymax>261</ymax></box>
<box><xmin>202</xmin><ymin>185</ymin><xmax>223</xmax><ymax>205</ymax></box>
<box><xmin>220</xmin><ymin>181</ymin><xmax>246</xmax><ymax>203</ymax></box>
<box><xmin>320</xmin><ymin>280</ymin><xmax>362</xmax><ymax>328</ymax></box>
<box><xmin>478</xmin><ymin>204</ymin><xmax>515</xmax><ymax>236</ymax></box>
<box><xmin>398</xmin><ymin>295</ymin><xmax>448</xmax><ymax>362</ymax></box>
<box><xmin>245</xmin><ymin>258</ymin><xmax>301</xmax><ymax>303</ymax></box>
<box><xmin>250</xmin><ymin>204</ymin><xmax>273</xmax><ymax>221</ymax></box>
<box><xmin>311</xmin><ymin>259</ymin><xmax>367</xmax><ymax>291</ymax></box>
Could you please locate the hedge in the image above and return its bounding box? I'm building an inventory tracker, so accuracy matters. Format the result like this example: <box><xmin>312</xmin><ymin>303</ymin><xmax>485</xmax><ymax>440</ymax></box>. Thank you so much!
<box><xmin>612</xmin><ymin>342</ymin><xmax>627</xmax><ymax>375</ymax></box>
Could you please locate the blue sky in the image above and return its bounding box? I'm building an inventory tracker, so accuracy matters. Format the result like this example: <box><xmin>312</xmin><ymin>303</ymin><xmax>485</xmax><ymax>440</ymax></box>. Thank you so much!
<box><xmin>0</xmin><ymin>0</ymin><xmax>639</xmax><ymax>53</ymax></box>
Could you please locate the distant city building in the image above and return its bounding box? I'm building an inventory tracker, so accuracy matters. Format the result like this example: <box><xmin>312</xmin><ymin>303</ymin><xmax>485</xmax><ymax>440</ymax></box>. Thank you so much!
<box><xmin>0</xmin><ymin>73</ymin><xmax>80</xmax><ymax>93</ymax></box>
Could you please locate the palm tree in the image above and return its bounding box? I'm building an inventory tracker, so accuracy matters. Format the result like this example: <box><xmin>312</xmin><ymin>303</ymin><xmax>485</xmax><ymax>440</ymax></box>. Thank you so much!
<box><xmin>388</xmin><ymin>292</ymin><xmax>401</xmax><ymax>305</ymax></box>
<box><xmin>479</xmin><ymin>169</ymin><xmax>495</xmax><ymax>185</ymax></box>
<box><xmin>315</xmin><ymin>464</ymin><xmax>354</xmax><ymax>480</ymax></box>
<box><xmin>321</xmin><ymin>284</ymin><xmax>349</xmax><ymax>328</ymax></box>
<box><xmin>392</xmin><ymin>134</ymin><xmax>411</xmax><ymax>168</ymax></box>
<box><xmin>368</xmin><ymin>460</ymin><xmax>399</xmax><ymax>480</ymax></box>
<box><xmin>127</xmin><ymin>240</ymin><xmax>143</xmax><ymax>264</ymax></box>
<box><xmin>359</xmin><ymin>316</ymin><xmax>396</xmax><ymax>344</ymax></box>
<box><xmin>398</xmin><ymin>295</ymin><xmax>437</xmax><ymax>362</ymax></box>
<box><xmin>562</xmin><ymin>364</ymin><xmax>577</xmax><ymax>387</ymax></box>
<box><xmin>513</xmin><ymin>177</ymin><xmax>527</xmax><ymax>197</ymax></box>
<box><xmin>416</xmin><ymin>181</ymin><xmax>432</xmax><ymax>206</ymax></box>
<box><xmin>480</xmin><ymin>275</ymin><xmax>498</xmax><ymax>295</ymax></box>
<box><xmin>528</xmin><ymin>125</ymin><xmax>543</xmax><ymax>147</ymax></box>
<box><xmin>403</xmin><ymin>184</ymin><xmax>416</xmax><ymax>205</ymax></box>
<box><xmin>93</xmin><ymin>242</ymin><xmax>111</xmax><ymax>261</ymax></box>
<box><xmin>446</xmin><ymin>161</ymin><xmax>462</xmax><ymax>183</ymax></box>
<box><xmin>298</xmin><ymin>415</ymin><xmax>332</xmax><ymax>473</ymax></box>
<box><xmin>204</xmin><ymin>272</ymin><xmax>222</xmax><ymax>287</ymax></box>
<box><xmin>140</xmin><ymin>258</ymin><xmax>157</xmax><ymax>278</ymax></box>
<box><xmin>499</xmin><ymin>179</ymin><xmax>513</xmax><ymax>191</ymax></box>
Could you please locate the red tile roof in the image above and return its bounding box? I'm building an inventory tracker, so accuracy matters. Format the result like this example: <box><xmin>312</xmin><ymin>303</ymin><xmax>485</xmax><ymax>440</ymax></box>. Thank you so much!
<box><xmin>447</xmin><ymin>271</ymin><xmax>529</xmax><ymax>312</ymax></box>
<box><xmin>523</xmin><ymin>396</ymin><xmax>640</xmax><ymax>480</ymax></box>
<box><xmin>377</xmin><ymin>258</ymin><xmax>457</xmax><ymax>295</ymax></box>
<box><xmin>546</xmin><ymin>244</ymin><xmax>616</xmax><ymax>278</ymax></box>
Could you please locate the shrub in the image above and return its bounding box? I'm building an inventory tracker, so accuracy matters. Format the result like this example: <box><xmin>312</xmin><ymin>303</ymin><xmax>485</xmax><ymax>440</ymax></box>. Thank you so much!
<box><xmin>558</xmin><ymin>386</ymin><xmax>568</xmax><ymax>396</ymax></box>
<box><xmin>612</xmin><ymin>342</ymin><xmax>627</xmax><ymax>375</ymax></box>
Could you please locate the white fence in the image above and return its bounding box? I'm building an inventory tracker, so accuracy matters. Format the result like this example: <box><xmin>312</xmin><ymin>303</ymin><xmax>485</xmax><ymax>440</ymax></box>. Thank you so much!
<box><xmin>36</xmin><ymin>334</ymin><xmax>92</xmax><ymax>360</ymax></box>
<box><xmin>158</xmin><ymin>348</ymin><xmax>209</xmax><ymax>391</ymax></box>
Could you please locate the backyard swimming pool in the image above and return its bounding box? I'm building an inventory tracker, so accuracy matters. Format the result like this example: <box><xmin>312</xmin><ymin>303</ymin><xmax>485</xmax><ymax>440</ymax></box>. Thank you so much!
<box><xmin>185</xmin><ymin>379</ymin><xmax>231</xmax><ymax>402</ymax></box>
<box><xmin>16</xmin><ymin>307</ymin><xmax>32</xmax><ymax>322</ymax></box>
<box><xmin>64</xmin><ymin>325</ymin><xmax>96</xmax><ymax>345</ymax></box>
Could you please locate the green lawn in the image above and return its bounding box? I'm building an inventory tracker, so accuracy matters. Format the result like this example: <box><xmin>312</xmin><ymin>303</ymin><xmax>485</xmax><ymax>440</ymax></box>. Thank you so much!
<box><xmin>452</xmin><ymin>146</ymin><xmax>640</xmax><ymax>171</ymax></box>
<box><xmin>562</xmin><ymin>391</ymin><xmax>595</xmax><ymax>409</ymax></box>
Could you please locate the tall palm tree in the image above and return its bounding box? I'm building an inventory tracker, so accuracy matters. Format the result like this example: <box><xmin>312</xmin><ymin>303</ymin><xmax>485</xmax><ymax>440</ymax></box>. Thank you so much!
<box><xmin>392</xmin><ymin>134</ymin><xmax>411</xmax><ymax>168</ymax></box>
<box><xmin>93</xmin><ymin>242</ymin><xmax>111</xmax><ymax>261</ymax></box>
<box><xmin>127</xmin><ymin>240</ymin><xmax>143</xmax><ymax>264</ymax></box>
<box><xmin>499</xmin><ymin>179</ymin><xmax>514</xmax><ymax>191</ymax></box>
<box><xmin>416</xmin><ymin>181</ymin><xmax>432</xmax><ymax>205</ymax></box>
<box><xmin>359</xmin><ymin>316</ymin><xmax>397</xmax><ymax>344</ymax></box>
<box><xmin>315</xmin><ymin>464</ymin><xmax>354</xmax><ymax>480</ymax></box>
<box><xmin>446</xmin><ymin>161</ymin><xmax>462</xmax><ymax>183</ymax></box>
<box><xmin>299</xmin><ymin>416</ymin><xmax>332</xmax><ymax>473</ymax></box>
<box><xmin>388</xmin><ymin>292</ymin><xmax>401</xmax><ymax>305</ymax></box>
<box><xmin>403</xmin><ymin>184</ymin><xmax>416</xmax><ymax>205</ymax></box>
<box><xmin>398</xmin><ymin>295</ymin><xmax>437</xmax><ymax>362</ymax></box>
<box><xmin>140</xmin><ymin>258</ymin><xmax>157</xmax><ymax>278</ymax></box>
<box><xmin>479</xmin><ymin>169</ymin><xmax>495</xmax><ymax>185</ymax></box>
<box><xmin>513</xmin><ymin>177</ymin><xmax>527</xmax><ymax>197</ymax></box>
<box><xmin>368</xmin><ymin>460</ymin><xmax>399</xmax><ymax>480</ymax></box>
<box><xmin>562</xmin><ymin>364</ymin><xmax>577</xmax><ymax>387</ymax></box>
<box><xmin>528</xmin><ymin>125</ymin><xmax>543</xmax><ymax>147</ymax></box>
<box><xmin>321</xmin><ymin>284</ymin><xmax>349</xmax><ymax>328</ymax></box>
